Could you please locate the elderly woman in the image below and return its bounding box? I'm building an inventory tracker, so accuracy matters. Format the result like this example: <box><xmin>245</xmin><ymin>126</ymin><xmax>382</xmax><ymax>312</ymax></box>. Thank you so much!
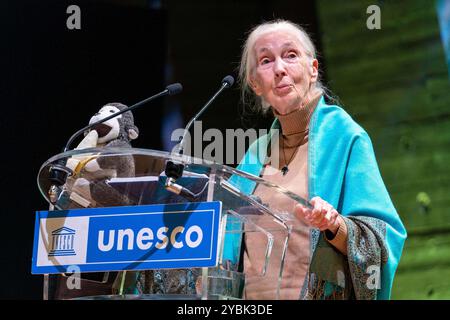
<box><xmin>226</xmin><ymin>19</ymin><xmax>406</xmax><ymax>300</ymax></box>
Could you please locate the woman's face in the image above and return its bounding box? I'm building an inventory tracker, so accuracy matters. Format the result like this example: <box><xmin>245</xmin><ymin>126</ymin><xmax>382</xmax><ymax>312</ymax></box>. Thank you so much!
<box><xmin>249</xmin><ymin>30</ymin><xmax>318</xmax><ymax>115</ymax></box>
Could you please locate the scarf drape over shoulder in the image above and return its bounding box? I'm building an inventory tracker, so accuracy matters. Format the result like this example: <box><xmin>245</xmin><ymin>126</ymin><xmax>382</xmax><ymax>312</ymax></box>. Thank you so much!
<box><xmin>223</xmin><ymin>96</ymin><xmax>407</xmax><ymax>299</ymax></box>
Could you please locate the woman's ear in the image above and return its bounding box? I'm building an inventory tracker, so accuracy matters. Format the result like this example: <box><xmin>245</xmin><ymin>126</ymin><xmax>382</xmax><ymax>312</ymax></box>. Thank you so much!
<box><xmin>249</xmin><ymin>77</ymin><xmax>262</xmax><ymax>96</ymax></box>
<box><xmin>310</xmin><ymin>59</ymin><xmax>319</xmax><ymax>83</ymax></box>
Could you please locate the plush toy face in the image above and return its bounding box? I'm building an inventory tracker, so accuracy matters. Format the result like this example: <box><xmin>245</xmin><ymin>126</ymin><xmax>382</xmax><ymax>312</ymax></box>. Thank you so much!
<box><xmin>88</xmin><ymin>104</ymin><xmax>139</xmax><ymax>144</ymax></box>
<box><xmin>68</xmin><ymin>102</ymin><xmax>138</xmax><ymax>208</ymax></box>
<box><xmin>89</xmin><ymin>105</ymin><xmax>122</xmax><ymax>144</ymax></box>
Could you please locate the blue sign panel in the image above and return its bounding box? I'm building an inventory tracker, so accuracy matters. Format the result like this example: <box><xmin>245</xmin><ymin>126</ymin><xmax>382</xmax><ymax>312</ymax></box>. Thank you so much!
<box><xmin>32</xmin><ymin>201</ymin><xmax>222</xmax><ymax>274</ymax></box>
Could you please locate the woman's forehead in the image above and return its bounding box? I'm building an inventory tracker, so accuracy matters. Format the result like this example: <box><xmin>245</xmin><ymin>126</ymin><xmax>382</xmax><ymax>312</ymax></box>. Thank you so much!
<box><xmin>253</xmin><ymin>30</ymin><xmax>303</xmax><ymax>53</ymax></box>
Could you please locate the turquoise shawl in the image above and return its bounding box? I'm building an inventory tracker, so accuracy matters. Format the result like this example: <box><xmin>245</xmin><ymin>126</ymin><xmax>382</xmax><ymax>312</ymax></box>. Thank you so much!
<box><xmin>224</xmin><ymin>96</ymin><xmax>407</xmax><ymax>300</ymax></box>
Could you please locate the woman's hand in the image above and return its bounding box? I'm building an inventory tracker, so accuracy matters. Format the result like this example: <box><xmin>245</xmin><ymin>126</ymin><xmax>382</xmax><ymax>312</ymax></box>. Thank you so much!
<box><xmin>294</xmin><ymin>196</ymin><xmax>340</xmax><ymax>235</ymax></box>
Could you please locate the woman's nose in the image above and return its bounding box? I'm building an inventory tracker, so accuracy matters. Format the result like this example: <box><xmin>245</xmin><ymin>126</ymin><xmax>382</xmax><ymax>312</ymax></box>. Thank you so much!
<box><xmin>273</xmin><ymin>57</ymin><xmax>287</xmax><ymax>77</ymax></box>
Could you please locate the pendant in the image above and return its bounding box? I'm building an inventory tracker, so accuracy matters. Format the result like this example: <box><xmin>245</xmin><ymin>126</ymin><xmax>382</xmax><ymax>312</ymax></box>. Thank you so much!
<box><xmin>281</xmin><ymin>165</ymin><xmax>289</xmax><ymax>176</ymax></box>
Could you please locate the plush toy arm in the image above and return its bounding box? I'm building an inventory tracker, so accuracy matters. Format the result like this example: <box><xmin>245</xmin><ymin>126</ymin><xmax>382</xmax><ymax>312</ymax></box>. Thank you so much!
<box><xmin>75</xmin><ymin>130</ymin><xmax>99</xmax><ymax>150</ymax></box>
<box><xmin>66</xmin><ymin>130</ymin><xmax>99</xmax><ymax>172</ymax></box>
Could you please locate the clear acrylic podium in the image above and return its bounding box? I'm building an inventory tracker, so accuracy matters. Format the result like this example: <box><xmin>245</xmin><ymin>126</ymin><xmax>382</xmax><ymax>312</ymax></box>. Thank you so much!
<box><xmin>37</xmin><ymin>148</ymin><xmax>311</xmax><ymax>300</ymax></box>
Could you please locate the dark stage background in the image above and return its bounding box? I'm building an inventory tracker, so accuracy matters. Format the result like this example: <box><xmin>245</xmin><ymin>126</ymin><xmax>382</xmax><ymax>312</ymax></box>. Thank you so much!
<box><xmin>0</xmin><ymin>0</ymin><xmax>320</xmax><ymax>299</ymax></box>
<box><xmin>2</xmin><ymin>0</ymin><xmax>449</xmax><ymax>300</ymax></box>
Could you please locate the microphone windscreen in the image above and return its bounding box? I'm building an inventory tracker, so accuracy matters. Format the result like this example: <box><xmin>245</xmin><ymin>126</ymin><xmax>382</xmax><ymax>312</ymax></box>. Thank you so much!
<box><xmin>166</xmin><ymin>83</ymin><xmax>183</xmax><ymax>95</ymax></box>
<box><xmin>222</xmin><ymin>75</ymin><xmax>235</xmax><ymax>88</ymax></box>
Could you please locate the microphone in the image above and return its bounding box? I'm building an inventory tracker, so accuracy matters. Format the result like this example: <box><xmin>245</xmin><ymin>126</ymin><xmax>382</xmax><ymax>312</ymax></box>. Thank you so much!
<box><xmin>47</xmin><ymin>83</ymin><xmax>183</xmax><ymax>204</ymax></box>
<box><xmin>164</xmin><ymin>160</ymin><xmax>209</xmax><ymax>202</ymax></box>
<box><xmin>176</xmin><ymin>75</ymin><xmax>234</xmax><ymax>155</ymax></box>
<box><xmin>64</xmin><ymin>83</ymin><xmax>183</xmax><ymax>152</ymax></box>
<box><xmin>165</xmin><ymin>75</ymin><xmax>234</xmax><ymax>201</ymax></box>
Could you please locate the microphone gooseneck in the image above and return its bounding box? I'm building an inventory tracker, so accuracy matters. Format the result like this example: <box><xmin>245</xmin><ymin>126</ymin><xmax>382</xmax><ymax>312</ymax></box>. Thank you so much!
<box><xmin>177</xmin><ymin>75</ymin><xmax>234</xmax><ymax>155</ymax></box>
<box><xmin>63</xmin><ymin>83</ymin><xmax>183</xmax><ymax>152</ymax></box>
<box><xmin>165</xmin><ymin>75</ymin><xmax>234</xmax><ymax>202</ymax></box>
<box><xmin>47</xmin><ymin>83</ymin><xmax>183</xmax><ymax>204</ymax></box>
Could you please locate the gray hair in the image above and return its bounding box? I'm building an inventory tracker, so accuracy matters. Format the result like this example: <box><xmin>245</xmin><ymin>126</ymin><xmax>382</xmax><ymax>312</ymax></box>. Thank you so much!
<box><xmin>238</xmin><ymin>19</ymin><xmax>328</xmax><ymax>114</ymax></box>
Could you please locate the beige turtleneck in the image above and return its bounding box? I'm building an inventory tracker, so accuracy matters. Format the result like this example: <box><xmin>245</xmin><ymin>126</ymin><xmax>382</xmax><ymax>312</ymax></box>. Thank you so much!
<box><xmin>243</xmin><ymin>93</ymin><xmax>347</xmax><ymax>300</ymax></box>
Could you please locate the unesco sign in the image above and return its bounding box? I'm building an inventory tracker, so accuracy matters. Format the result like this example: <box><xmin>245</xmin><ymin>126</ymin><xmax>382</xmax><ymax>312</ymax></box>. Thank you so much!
<box><xmin>32</xmin><ymin>201</ymin><xmax>222</xmax><ymax>274</ymax></box>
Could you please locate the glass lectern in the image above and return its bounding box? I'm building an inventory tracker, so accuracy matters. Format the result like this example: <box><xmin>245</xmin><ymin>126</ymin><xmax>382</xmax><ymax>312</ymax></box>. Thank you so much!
<box><xmin>36</xmin><ymin>148</ymin><xmax>311</xmax><ymax>300</ymax></box>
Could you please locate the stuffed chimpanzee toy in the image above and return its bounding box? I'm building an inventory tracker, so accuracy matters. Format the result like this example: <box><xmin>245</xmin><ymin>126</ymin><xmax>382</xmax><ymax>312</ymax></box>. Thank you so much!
<box><xmin>55</xmin><ymin>103</ymin><xmax>142</xmax><ymax>298</ymax></box>
<box><xmin>66</xmin><ymin>102</ymin><xmax>139</xmax><ymax>208</ymax></box>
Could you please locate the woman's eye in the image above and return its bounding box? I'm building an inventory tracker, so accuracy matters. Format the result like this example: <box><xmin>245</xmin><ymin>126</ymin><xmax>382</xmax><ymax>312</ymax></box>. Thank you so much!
<box><xmin>109</xmin><ymin>110</ymin><xmax>115</xmax><ymax>113</ymax></box>
<box><xmin>260</xmin><ymin>58</ymin><xmax>271</xmax><ymax>65</ymax></box>
<box><xmin>287</xmin><ymin>52</ymin><xmax>298</xmax><ymax>59</ymax></box>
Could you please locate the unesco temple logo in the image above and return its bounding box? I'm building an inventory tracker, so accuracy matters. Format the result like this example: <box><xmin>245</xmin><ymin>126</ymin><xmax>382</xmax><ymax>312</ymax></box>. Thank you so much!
<box><xmin>48</xmin><ymin>227</ymin><xmax>76</xmax><ymax>257</ymax></box>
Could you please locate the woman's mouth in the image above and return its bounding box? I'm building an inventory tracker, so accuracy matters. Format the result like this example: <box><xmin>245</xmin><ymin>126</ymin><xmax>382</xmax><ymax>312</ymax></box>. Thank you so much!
<box><xmin>275</xmin><ymin>84</ymin><xmax>293</xmax><ymax>94</ymax></box>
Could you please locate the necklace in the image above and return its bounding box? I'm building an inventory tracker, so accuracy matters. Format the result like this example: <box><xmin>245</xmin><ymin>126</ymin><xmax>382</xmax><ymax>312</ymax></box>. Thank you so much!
<box><xmin>277</xmin><ymin>94</ymin><xmax>316</xmax><ymax>175</ymax></box>
<box><xmin>280</xmin><ymin>137</ymin><xmax>299</xmax><ymax>176</ymax></box>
